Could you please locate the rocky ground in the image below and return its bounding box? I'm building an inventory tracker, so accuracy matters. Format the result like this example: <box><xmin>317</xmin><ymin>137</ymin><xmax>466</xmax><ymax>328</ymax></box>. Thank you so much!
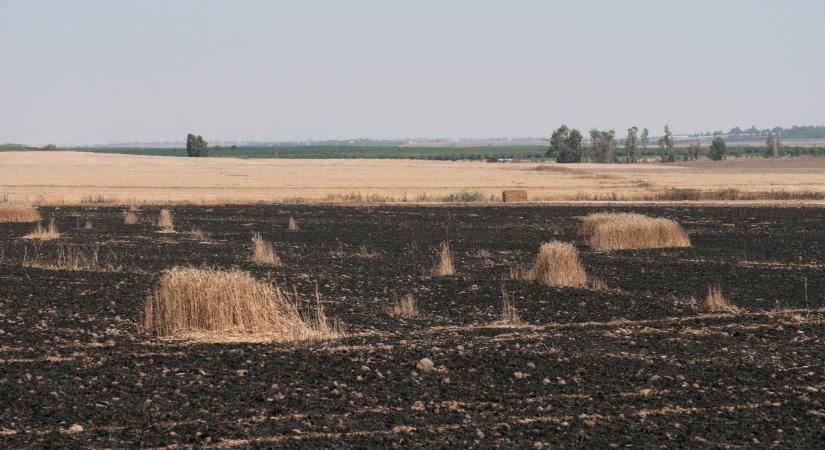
<box><xmin>1</xmin><ymin>204</ymin><xmax>824</xmax><ymax>448</ymax></box>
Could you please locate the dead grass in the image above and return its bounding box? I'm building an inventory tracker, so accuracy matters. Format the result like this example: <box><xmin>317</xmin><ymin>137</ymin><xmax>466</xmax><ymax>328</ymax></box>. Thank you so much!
<box><xmin>287</xmin><ymin>216</ymin><xmax>299</xmax><ymax>232</ymax></box>
<box><xmin>705</xmin><ymin>284</ymin><xmax>741</xmax><ymax>313</ymax></box>
<box><xmin>250</xmin><ymin>232</ymin><xmax>283</xmax><ymax>266</ymax></box>
<box><xmin>188</xmin><ymin>228</ymin><xmax>210</xmax><ymax>241</ymax></box>
<box><xmin>123</xmin><ymin>211</ymin><xmax>139</xmax><ymax>225</ymax></box>
<box><xmin>476</xmin><ymin>248</ymin><xmax>492</xmax><ymax>258</ymax></box>
<box><xmin>23</xmin><ymin>244</ymin><xmax>121</xmax><ymax>272</ymax></box>
<box><xmin>143</xmin><ymin>267</ymin><xmax>340</xmax><ymax>342</ymax></box>
<box><xmin>156</xmin><ymin>208</ymin><xmax>174</xmax><ymax>232</ymax></box>
<box><xmin>581</xmin><ymin>213</ymin><xmax>691</xmax><ymax>251</ymax></box>
<box><xmin>355</xmin><ymin>244</ymin><xmax>380</xmax><ymax>258</ymax></box>
<box><xmin>83</xmin><ymin>220</ymin><xmax>93</xmax><ymax>230</ymax></box>
<box><xmin>432</xmin><ymin>242</ymin><xmax>455</xmax><ymax>276</ymax></box>
<box><xmin>531</xmin><ymin>241</ymin><xmax>588</xmax><ymax>288</ymax></box>
<box><xmin>499</xmin><ymin>287</ymin><xmax>522</xmax><ymax>325</ymax></box>
<box><xmin>23</xmin><ymin>217</ymin><xmax>60</xmax><ymax>240</ymax></box>
<box><xmin>390</xmin><ymin>294</ymin><xmax>419</xmax><ymax>318</ymax></box>
<box><xmin>0</xmin><ymin>203</ymin><xmax>41</xmax><ymax>223</ymax></box>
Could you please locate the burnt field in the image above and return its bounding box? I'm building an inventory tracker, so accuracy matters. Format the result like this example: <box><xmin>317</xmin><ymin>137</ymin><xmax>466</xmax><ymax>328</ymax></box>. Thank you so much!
<box><xmin>1</xmin><ymin>204</ymin><xmax>825</xmax><ymax>448</ymax></box>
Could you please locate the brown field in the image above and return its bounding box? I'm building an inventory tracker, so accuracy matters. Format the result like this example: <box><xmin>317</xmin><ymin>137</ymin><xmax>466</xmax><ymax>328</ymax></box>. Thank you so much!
<box><xmin>1</xmin><ymin>151</ymin><xmax>825</xmax><ymax>204</ymax></box>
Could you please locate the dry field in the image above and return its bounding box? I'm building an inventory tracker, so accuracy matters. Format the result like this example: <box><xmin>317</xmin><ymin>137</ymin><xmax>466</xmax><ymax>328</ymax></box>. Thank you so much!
<box><xmin>1</xmin><ymin>151</ymin><xmax>825</xmax><ymax>204</ymax></box>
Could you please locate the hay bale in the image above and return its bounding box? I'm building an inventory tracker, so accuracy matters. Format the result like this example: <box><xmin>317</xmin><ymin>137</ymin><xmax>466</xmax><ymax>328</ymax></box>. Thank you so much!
<box><xmin>502</xmin><ymin>190</ymin><xmax>528</xmax><ymax>203</ymax></box>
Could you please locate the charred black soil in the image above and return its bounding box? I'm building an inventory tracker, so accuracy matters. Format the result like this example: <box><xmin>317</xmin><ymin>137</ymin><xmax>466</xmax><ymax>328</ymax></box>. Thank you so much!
<box><xmin>1</xmin><ymin>204</ymin><xmax>824</xmax><ymax>448</ymax></box>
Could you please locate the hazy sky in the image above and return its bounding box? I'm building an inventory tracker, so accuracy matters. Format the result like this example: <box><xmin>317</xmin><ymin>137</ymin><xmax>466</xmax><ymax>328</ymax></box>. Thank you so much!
<box><xmin>1</xmin><ymin>0</ymin><xmax>824</xmax><ymax>145</ymax></box>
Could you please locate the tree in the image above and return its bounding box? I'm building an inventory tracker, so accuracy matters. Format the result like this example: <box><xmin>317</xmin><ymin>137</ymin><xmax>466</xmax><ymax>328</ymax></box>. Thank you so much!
<box><xmin>640</xmin><ymin>128</ymin><xmax>650</xmax><ymax>159</ymax></box>
<box><xmin>728</xmin><ymin>126</ymin><xmax>743</xmax><ymax>136</ymax></box>
<box><xmin>686</xmin><ymin>141</ymin><xmax>701</xmax><ymax>160</ymax></box>
<box><xmin>765</xmin><ymin>133</ymin><xmax>777</xmax><ymax>158</ymax></box>
<box><xmin>548</xmin><ymin>125</ymin><xmax>583</xmax><ymax>163</ymax></box>
<box><xmin>589</xmin><ymin>128</ymin><xmax>617</xmax><ymax>163</ymax></box>
<box><xmin>709</xmin><ymin>137</ymin><xmax>726</xmax><ymax>160</ymax></box>
<box><xmin>42</xmin><ymin>144</ymin><xmax>58</xmax><ymax>151</ymax></box>
<box><xmin>186</xmin><ymin>133</ymin><xmax>208</xmax><ymax>157</ymax></box>
<box><xmin>625</xmin><ymin>126</ymin><xmax>639</xmax><ymax>163</ymax></box>
<box><xmin>659</xmin><ymin>125</ymin><xmax>675</xmax><ymax>162</ymax></box>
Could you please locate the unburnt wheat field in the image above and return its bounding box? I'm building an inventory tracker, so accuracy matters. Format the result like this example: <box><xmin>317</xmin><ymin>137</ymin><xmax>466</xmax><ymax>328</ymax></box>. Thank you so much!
<box><xmin>1</xmin><ymin>204</ymin><xmax>825</xmax><ymax>448</ymax></box>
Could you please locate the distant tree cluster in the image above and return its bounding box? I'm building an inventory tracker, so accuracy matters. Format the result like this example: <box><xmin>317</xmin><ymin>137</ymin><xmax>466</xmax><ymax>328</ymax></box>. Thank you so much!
<box><xmin>547</xmin><ymin>125</ymin><xmax>583</xmax><ymax>163</ymax></box>
<box><xmin>694</xmin><ymin>125</ymin><xmax>825</xmax><ymax>140</ymax></box>
<box><xmin>186</xmin><ymin>133</ymin><xmax>208</xmax><ymax>157</ymax></box>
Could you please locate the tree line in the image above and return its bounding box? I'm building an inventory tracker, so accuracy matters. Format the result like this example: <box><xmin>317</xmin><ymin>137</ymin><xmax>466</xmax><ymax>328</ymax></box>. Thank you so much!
<box><xmin>547</xmin><ymin>125</ymin><xmax>797</xmax><ymax>163</ymax></box>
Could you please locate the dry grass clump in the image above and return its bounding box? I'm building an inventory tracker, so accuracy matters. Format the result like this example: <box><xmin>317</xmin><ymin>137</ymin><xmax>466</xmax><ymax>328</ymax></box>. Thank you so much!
<box><xmin>580</xmin><ymin>212</ymin><xmax>691</xmax><ymax>251</ymax></box>
<box><xmin>24</xmin><ymin>217</ymin><xmax>60</xmax><ymax>240</ymax></box>
<box><xmin>533</xmin><ymin>241</ymin><xmax>588</xmax><ymax>287</ymax></box>
<box><xmin>188</xmin><ymin>228</ymin><xmax>210</xmax><ymax>241</ymax></box>
<box><xmin>476</xmin><ymin>248</ymin><xmax>492</xmax><ymax>258</ymax></box>
<box><xmin>83</xmin><ymin>220</ymin><xmax>93</xmax><ymax>230</ymax></box>
<box><xmin>123</xmin><ymin>211</ymin><xmax>139</xmax><ymax>225</ymax></box>
<box><xmin>156</xmin><ymin>208</ymin><xmax>174</xmax><ymax>232</ymax></box>
<box><xmin>356</xmin><ymin>244</ymin><xmax>380</xmax><ymax>258</ymax></box>
<box><xmin>432</xmin><ymin>242</ymin><xmax>455</xmax><ymax>276</ymax></box>
<box><xmin>24</xmin><ymin>244</ymin><xmax>121</xmax><ymax>272</ymax></box>
<box><xmin>705</xmin><ymin>284</ymin><xmax>741</xmax><ymax>313</ymax></box>
<box><xmin>0</xmin><ymin>203</ymin><xmax>41</xmax><ymax>223</ymax></box>
<box><xmin>250</xmin><ymin>232</ymin><xmax>283</xmax><ymax>266</ymax></box>
<box><xmin>287</xmin><ymin>216</ymin><xmax>299</xmax><ymax>232</ymax></box>
<box><xmin>499</xmin><ymin>288</ymin><xmax>522</xmax><ymax>325</ymax></box>
<box><xmin>514</xmin><ymin>241</ymin><xmax>588</xmax><ymax>288</ymax></box>
<box><xmin>390</xmin><ymin>294</ymin><xmax>419</xmax><ymax>318</ymax></box>
<box><xmin>144</xmin><ymin>267</ymin><xmax>340</xmax><ymax>342</ymax></box>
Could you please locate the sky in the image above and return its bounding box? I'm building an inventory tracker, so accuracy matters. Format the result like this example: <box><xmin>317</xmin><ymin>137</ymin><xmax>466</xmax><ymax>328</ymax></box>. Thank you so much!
<box><xmin>1</xmin><ymin>0</ymin><xmax>824</xmax><ymax>146</ymax></box>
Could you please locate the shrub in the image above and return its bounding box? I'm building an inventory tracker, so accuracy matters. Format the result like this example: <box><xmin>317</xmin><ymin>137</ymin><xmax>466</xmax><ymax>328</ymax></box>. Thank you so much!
<box><xmin>432</xmin><ymin>242</ymin><xmax>455</xmax><ymax>276</ymax></box>
<box><xmin>250</xmin><ymin>232</ymin><xmax>283</xmax><ymax>266</ymax></box>
<box><xmin>580</xmin><ymin>213</ymin><xmax>691</xmax><ymax>251</ymax></box>
<box><xmin>0</xmin><ymin>203</ymin><xmax>41</xmax><ymax>223</ymax></box>
<box><xmin>143</xmin><ymin>267</ymin><xmax>338</xmax><ymax>342</ymax></box>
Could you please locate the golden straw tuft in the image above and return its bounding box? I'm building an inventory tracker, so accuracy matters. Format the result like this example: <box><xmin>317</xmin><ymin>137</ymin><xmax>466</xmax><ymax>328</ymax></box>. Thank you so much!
<box><xmin>287</xmin><ymin>216</ymin><xmax>299</xmax><ymax>232</ymax></box>
<box><xmin>144</xmin><ymin>267</ymin><xmax>340</xmax><ymax>342</ymax></box>
<box><xmin>123</xmin><ymin>211</ymin><xmax>139</xmax><ymax>225</ymax></box>
<box><xmin>705</xmin><ymin>284</ymin><xmax>741</xmax><ymax>313</ymax></box>
<box><xmin>250</xmin><ymin>232</ymin><xmax>283</xmax><ymax>266</ymax></box>
<box><xmin>390</xmin><ymin>294</ymin><xmax>419</xmax><ymax>317</ymax></box>
<box><xmin>531</xmin><ymin>241</ymin><xmax>588</xmax><ymax>288</ymax></box>
<box><xmin>24</xmin><ymin>217</ymin><xmax>60</xmax><ymax>240</ymax></box>
<box><xmin>432</xmin><ymin>241</ymin><xmax>455</xmax><ymax>276</ymax></box>
<box><xmin>156</xmin><ymin>208</ymin><xmax>174</xmax><ymax>232</ymax></box>
<box><xmin>499</xmin><ymin>287</ymin><xmax>522</xmax><ymax>325</ymax></box>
